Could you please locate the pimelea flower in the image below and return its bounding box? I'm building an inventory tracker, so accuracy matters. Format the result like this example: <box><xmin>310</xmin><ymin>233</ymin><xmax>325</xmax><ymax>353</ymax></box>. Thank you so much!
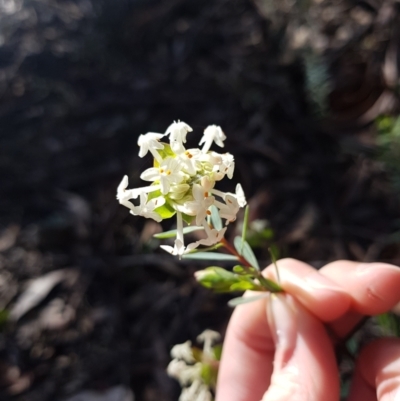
<box><xmin>180</xmin><ymin>380</ymin><xmax>212</xmax><ymax>401</ymax></box>
<box><xmin>199</xmin><ymin>125</ymin><xmax>226</xmax><ymax>152</ymax></box>
<box><xmin>171</xmin><ymin>341</ymin><xmax>196</xmax><ymax>364</ymax></box>
<box><xmin>140</xmin><ymin>157</ymin><xmax>184</xmax><ymax>195</ymax></box>
<box><xmin>130</xmin><ymin>192</ymin><xmax>166</xmax><ymax>223</ymax></box>
<box><xmin>117</xmin><ymin>121</ymin><xmax>246</xmax><ymax>257</ymax></box>
<box><xmin>166</xmin><ymin>120</ymin><xmax>193</xmax><ymax>153</ymax></box>
<box><xmin>167</xmin><ymin>329</ymin><xmax>220</xmax><ymax>401</ymax></box>
<box><xmin>185</xmin><ymin>184</ymin><xmax>215</xmax><ymax>226</ymax></box>
<box><xmin>137</xmin><ymin>132</ymin><xmax>165</xmax><ymax>162</ymax></box>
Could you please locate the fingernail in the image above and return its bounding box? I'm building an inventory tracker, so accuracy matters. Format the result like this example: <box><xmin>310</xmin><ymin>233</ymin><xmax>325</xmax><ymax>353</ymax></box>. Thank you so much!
<box><xmin>356</xmin><ymin>263</ymin><xmax>400</xmax><ymax>275</ymax></box>
<box><xmin>394</xmin><ymin>388</ymin><xmax>400</xmax><ymax>401</ymax></box>
<box><xmin>267</xmin><ymin>294</ymin><xmax>297</xmax><ymax>369</ymax></box>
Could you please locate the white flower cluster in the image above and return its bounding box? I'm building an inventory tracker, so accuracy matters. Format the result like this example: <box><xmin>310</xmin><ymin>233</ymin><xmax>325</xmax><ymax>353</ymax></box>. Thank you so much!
<box><xmin>117</xmin><ymin>121</ymin><xmax>246</xmax><ymax>256</ymax></box>
<box><xmin>167</xmin><ymin>330</ymin><xmax>221</xmax><ymax>401</ymax></box>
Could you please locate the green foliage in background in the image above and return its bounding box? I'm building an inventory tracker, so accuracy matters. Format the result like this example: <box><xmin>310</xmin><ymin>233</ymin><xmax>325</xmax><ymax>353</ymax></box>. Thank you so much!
<box><xmin>376</xmin><ymin>115</ymin><xmax>400</xmax><ymax>193</ymax></box>
<box><xmin>376</xmin><ymin>312</ymin><xmax>400</xmax><ymax>337</ymax></box>
<box><xmin>304</xmin><ymin>52</ymin><xmax>331</xmax><ymax>118</ymax></box>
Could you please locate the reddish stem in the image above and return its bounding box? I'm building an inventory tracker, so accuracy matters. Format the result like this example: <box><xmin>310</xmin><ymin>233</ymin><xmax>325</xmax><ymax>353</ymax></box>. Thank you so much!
<box><xmin>220</xmin><ymin>238</ymin><xmax>252</xmax><ymax>267</ymax></box>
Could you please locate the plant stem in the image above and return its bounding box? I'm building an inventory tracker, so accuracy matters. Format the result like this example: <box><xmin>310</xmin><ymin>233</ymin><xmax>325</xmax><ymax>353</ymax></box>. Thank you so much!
<box><xmin>220</xmin><ymin>238</ymin><xmax>252</xmax><ymax>267</ymax></box>
<box><xmin>220</xmin><ymin>238</ymin><xmax>281</xmax><ymax>292</ymax></box>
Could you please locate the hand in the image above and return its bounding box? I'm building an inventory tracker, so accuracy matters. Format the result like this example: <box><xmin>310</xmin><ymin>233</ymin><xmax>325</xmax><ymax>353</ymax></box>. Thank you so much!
<box><xmin>216</xmin><ymin>259</ymin><xmax>400</xmax><ymax>401</ymax></box>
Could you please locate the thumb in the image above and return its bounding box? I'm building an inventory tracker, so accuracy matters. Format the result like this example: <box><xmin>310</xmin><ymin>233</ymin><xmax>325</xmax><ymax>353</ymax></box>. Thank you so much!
<box><xmin>263</xmin><ymin>294</ymin><xmax>339</xmax><ymax>401</ymax></box>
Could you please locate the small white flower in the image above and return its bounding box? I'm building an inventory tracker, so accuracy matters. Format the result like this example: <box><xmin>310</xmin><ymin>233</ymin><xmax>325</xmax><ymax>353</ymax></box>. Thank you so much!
<box><xmin>160</xmin><ymin>212</ymin><xmax>199</xmax><ymax>257</ymax></box>
<box><xmin>212</xmin><ymin>184</ymin><xmax>246</xmax><ymax>224</ymax></box>
<box><xmin>167</xmin><ymin>330</ymin><xmax>220</xmax><ymax>401</ymax></box>
<box><xmin>197</xmin><ymin>330</ymin><xmax>221</xmax><ymax>357</ymax></box>
<box><xmin>200</xmin><ymin>151</ymin><xmax>225</xmax><ymax>181</ymax></box>
<box><xmin>167</xmin><ymin>360</ymin><xmax>202</xmax><ymax>387</ymax></box>
<box><xmin>130</xmin><ymin>193</ymin><xmax>165</xmax><ymax>222</ymax></box>
<box><xmin>171</xmin><ymin>341</ymin><xmax>195</xmax><ymax>363</ymax></box>
<box><xmin>220</xmin><ymin>153</ymin><xmax>235</xmax><ymax>179</ymax></box>
<box><xmin>177</xmin><ymin>148</ymin><xmax>202</xmax><ymax>175</ymax></box>
<box><xmin>140</xmin><ymin>157</ymin><xmax>184</xmax><ymax>194</ymax></box>
<box><xmin>129</xmin><ymin>184</ymin><xmax>162</xmax><ymax>200</ymax></box>
<box><xmin>116</xmin><ymin>175</ymin><xmax>136</xmax><ymax>210</ymax></box>
<box><xmin>185</xmin><ymin>184</ymin><xmax>215</xmax><ymax>225</ymax></box>
<box><xmin>137</xmin><ymin>132</ymin><xmax>164</xmax><ymax>162</ymax></box>
<box><xmin>197</xmin><ymin>227</ymin><xmax>226</xmax><ymax>246</ymax></box>
<box><xmin>216</xmin><ymin>194</ymin><xmax>240</xmax><ymax>223</ymax></box>
<box><xmin>160</xmin><ymin>239</ymin><xmax>198</xmax><ymax>257</ymax></box>
<box><xmin>235</xmin><ymin>183</ymin><xmax>246</xmax><ymax>207</ymax></box>
<box><xmin>199</xmin><ymin>125</ymin><xmax>226</xmax><ymax>153</ymax></box>
<box><xmin>167</xmin><ymin>360</ymin><xmax>188</xmax><ymax>381</ymax></box>
<box><xmin>197</xmin><ymin>329</ymin><xmax>221</xmax><ymax>346</ymax></box>
<box><xmin>165</xmin><ymin>120</ymin><xmax>193</xmax><ymax>153</ymax></box>
<box><xmin>200</xmin><ymin>176</ymin><xmax>215</xmax><ymax>192</ymax></box>
<box><xmin>199</xmin><ymin>151</ymin><xmax>223</xmax><ymax>167</ymax></box>
<box><xmin>196</xmin><ymin>226</ymin><xmax>227</xmax><ymax>247</ymax></box>
<box><xmin>198</xmin><ymin>152</ymin><xmax>224</xmax><ymax>181</ymax></box>
<box><xmin>180</xmin><ymin>380</ymin><xmax>212</xmax><ymax>401</ymax></box>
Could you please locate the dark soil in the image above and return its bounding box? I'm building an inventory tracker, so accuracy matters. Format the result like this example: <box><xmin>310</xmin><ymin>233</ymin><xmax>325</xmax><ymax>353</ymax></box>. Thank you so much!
<box><xmin>1</xmin><ymin>0</ymin><xmax>400</xmax><ymax>400</ymax></box>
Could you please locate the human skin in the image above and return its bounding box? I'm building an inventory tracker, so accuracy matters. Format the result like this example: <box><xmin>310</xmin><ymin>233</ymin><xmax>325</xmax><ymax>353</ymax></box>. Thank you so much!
<box><xmin>216</xmin><ymin>259</ymin><xmax>400</xmax><ymax>401</ymax></box>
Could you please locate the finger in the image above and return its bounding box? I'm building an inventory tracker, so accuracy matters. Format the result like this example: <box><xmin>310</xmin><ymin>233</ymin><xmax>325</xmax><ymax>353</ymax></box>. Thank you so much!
<box><xmin>262</xmin><ymin>294</ymin><xmax>338</xmax><ymax>401</ymax></box>
<box><xmin>320</xmin><ymin>261</ymin><xmax>400</xmax><ymax>337</ymax></box>
<box><xmin>216</xmin><ymin>292</ymin><xmax>340</xmax><ymax>401</ymax></box>
<box><xmin>347</xmin><ymin>372</ymin><xmax>376</xmax><ymax>401</ymax></box>
<box><xmin>216</xmin><ymin>295</ymin><xmax>274</xmax><ymax>401</ymax></box>
<box><xmin>263</xmin><ymin>258</ymin><xmax>351</xmax><ymax>322</ymax></box>
<box><xmin>349</xmin><ymin>338</ymin><xmax>400</xmax><ymax>401</ymax></box>
<box><xmin>320</xmin><ymin>261</ymin><xmax>400</xmax><ymax>315</ymax></box>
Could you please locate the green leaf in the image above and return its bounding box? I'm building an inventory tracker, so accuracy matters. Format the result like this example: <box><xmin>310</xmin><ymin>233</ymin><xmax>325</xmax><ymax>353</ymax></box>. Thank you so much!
<box><xmin>182</xmin><ymin>212</ymin><xmax>195</xmax><ymax>225</ymax></box>
<box><xmin>191</xmin><ymin>346</ymin><xmax>203</xmax><ymax>363</ymax></box>
<box><xmin>154</xmin><ymin>202</ymin><xmax>176</xmax><ymax>219</ymax></box>
<box><xmin>228</xmin><ymin>293</ymin><xmax>269</xmax><ymax>307</ymax></box>
<box><xmin>233</xmin><ymin>237</ymin><xmax>242</xmax><ymax>254</ymax></box>
<box><xmin>229</xmin><ymin>281</ymin><xmax>260</xmax><ymax>291</ymax></box>
<box><xmin>233</xmin><ymin>265</ymin><xmax>245</xmax><ymax>273</ymax></box>
<box><xmin>212</xmin><ymin>344</ymin><xmax>223</xmax><ymax>361</ymax></box>
<box><xmin>195</xmin><ymin>267</ymin><xmax>263</xmax><ymax>293</ymax></box>
<box><xmin>376</xmin><ymin>312</ymin><xmax>400</xmax><ymax>337</ymax></box>
<box><xmin>233</xmin><ymin>264</ymin><xmax>259</xmax><ymax>275</ymax></box>
<box><xmin>346</xmin><ymin>337</ymin><xmax>359</xmax><ymax>356</ymax></box>
<box><xmin>242</xmin><ymin>246</ymin><xmax>260</xmax><ymax>270</ymax></box>
<box><xmin>201</xmin><ymin>363</ymin><xmax>218</xmax><ymax>388</ymax></box>
<box><xmin>260</xmin><ymin>228</ymin><xmax>274</xmax><ymax>240</ymax></box>
<box><xmin>195</xmin><ymin>267</ymin><xmax>240</xmax><ymax>292</ymax></box>
<box><xmin>153</xmin><ymin>226</ymin><xmax>204</xmax><ymax>239</ymax></box>
<box><xmin>147</xmin><ymin>189</ymin><xmax>176</xmax><ymax>219</ymax></box>
<box><xmin>241</xmin><ymin>205</ymin><xmax>250</xmax><ymax>252</ymax></box>
<box><xmin>210</xmin><ymin>205</ymin><xmax>223</xmax><ymax>230</ymax></box>
<box><xmin>233</xmin><ymin>236</ymin><xmax>260</xmax><ymax>270</ymax></box>
<box><xmin>183</xmin><ymin>252</ymin><xmax>238</xmax><ymax>261</ymax></box>
<box><xmin>196</xmin><ymin>243</ymin><xmax>224</xmax><ymax>253</ymax></box>
<box><xmin>269</xmin><ymin>244</ymin><xmax>280</xmax><ymax>261</ymax></box>
<box><xmin>154</xmin><ymin>143</ymin><xmax>176</xmax><ymax>166</ymax></box>
<box><xmin>340</xmin><ymin>377</ymin><xmax>352</xmax><ymax>399</ymax></box>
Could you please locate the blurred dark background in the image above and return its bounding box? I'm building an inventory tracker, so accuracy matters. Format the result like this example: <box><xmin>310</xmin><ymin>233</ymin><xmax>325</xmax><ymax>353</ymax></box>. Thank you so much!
<box><xmin>1</xmin><ymin>0</ymin><xmax>400</xmax><ymax>400</ymax></box>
